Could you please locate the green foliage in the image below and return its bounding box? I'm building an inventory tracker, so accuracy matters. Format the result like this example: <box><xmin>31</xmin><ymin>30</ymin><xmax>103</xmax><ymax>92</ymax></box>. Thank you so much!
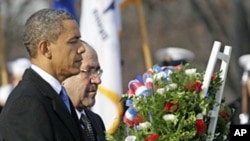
<box><xmin>107</xmin><ymin>64</ymin><xmax>234</xmax><ymax>141</ymax></box>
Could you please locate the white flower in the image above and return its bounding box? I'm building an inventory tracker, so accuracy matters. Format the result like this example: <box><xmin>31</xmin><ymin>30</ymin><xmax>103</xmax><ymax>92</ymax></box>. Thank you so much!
<box><xmin>156</xmin><ymin>83</ymin><xmax>177</xmax><ymax>94</ymax></box>
<box><xmin>153</xmin><ymin>71</ymin><xmax>167</xmax><ymax>80</ymax></box>
<box><xmin>125</xmin><ymin>135</ymin><xmax>136</xmax><ymax>141</ymax></box>
<box><xmin>156</xmin><ymin>88</ymin><xmax>165</xmax><ymax>95</ymax></box>
<box><xmin>177</xmin><ymin>91</ymin><xmax>185</xmax><ymax>96</ymax></box>
<box><xmin>223</xmin><ymin>135</ymin><xmax>227</xmax><ymax>140</ymax></box>
<box><xmin>165</xmin><ymin>83</ymin><xmax>178</xmax><ymax>91</ymax></box>
<box><xmin>163</xmin><ymin>114</ymin><xmax>176</xmax><ymax>121</ymax></box>
<box><xmin>196</xmin><ymin>113</ymin><xmax>203</xmax><ymax>120</ymax></box>
<box><xmin>137</xmin><ymin>121</ymin><xmax>152</xmax><ymax>130</ymax></box>
<box><xmin>185</xmin><ymin>68</ymin><xmax>197</xmax><ymax>75</ymax></box>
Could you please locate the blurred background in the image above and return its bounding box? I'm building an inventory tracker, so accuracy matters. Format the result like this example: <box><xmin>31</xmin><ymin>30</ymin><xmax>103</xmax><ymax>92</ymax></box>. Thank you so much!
<box><xmin>1</xmin><ymin>0</ymin><xmax>250</xmax><ymax>124</ymax></box>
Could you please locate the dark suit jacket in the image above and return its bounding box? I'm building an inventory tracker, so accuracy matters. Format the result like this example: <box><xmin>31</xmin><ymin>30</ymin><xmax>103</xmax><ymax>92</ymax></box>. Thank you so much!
<box><xmin>84</xmin><ymin>109</ymin><xmax>106</xmax><ymax>141</ymax></box>
<box><xmin>0</xmin><ymin>68</ymin><xmax>84</xmax><ymax>141</ymax></box>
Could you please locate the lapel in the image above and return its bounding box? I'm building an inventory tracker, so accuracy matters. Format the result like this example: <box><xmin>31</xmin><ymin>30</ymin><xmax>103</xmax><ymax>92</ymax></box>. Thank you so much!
<box><xmin>85</xmin><ymin>110</ymin><xmax>105</xmax><ymax>141</ymax></box>
<box><xmin>51</xmin><ymin>94</ymin><xmax>82</xmax><ymax>141</ymax></box>
<box><xmin>24</xmin><ymin>69</ymin><xmax>83</xmax><ymax>141</ymax></box>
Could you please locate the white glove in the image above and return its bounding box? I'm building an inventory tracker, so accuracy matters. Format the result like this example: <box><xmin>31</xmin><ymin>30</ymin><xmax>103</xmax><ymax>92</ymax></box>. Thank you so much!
<box><xmin>239</xmin><ymin>113</ymin><xmax>249</xmax><ymax>124</ymax></box>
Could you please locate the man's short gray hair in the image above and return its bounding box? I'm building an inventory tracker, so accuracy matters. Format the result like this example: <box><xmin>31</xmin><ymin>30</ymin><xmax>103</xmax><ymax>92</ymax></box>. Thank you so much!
<box><xmin>23</xmin><ymin>8</ymin><xmax>75</xmax><ymax>57</ymax></box>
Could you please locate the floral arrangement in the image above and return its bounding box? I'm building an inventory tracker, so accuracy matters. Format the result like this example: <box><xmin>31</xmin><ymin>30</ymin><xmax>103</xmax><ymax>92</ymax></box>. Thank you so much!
<box><xmin>106</xmin><ymin>64</ymin><xmax>234</xmax><ymax>141</ymax></box>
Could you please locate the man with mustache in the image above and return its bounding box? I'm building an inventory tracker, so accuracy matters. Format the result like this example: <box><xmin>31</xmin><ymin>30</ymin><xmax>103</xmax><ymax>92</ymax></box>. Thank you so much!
<box><xmin>63</xmin><ymin>41</ymin><xmax>106</xmax><ymax>141</ymax></box>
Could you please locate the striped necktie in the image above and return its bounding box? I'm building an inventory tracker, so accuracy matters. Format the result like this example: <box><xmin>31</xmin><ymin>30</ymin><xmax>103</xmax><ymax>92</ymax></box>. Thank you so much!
<box><xmin>80</xmin><ymin>113</ymin><xmax>96</xmax><ymax>141</ymax></box>
<box><xmin>59</xmin><ymin>86</ymin><xmax>71</xmax><ymax>113</ymax></box>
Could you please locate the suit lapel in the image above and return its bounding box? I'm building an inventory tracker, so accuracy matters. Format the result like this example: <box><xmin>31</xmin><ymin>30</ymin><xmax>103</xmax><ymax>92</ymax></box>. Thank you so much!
<box><xmin>52</xmin><ymin>95</ymin><xmax>82</xmax><ymax>141</ymax></box>
<box><xmin>24</xmin><ymin>69</ymin><xmax>83</xmax><ymax>141</ymax></box>
<box><xmin>85</xmin><ymin>110</ymin><xmax>105</xmax><ymax>141</ymax></box>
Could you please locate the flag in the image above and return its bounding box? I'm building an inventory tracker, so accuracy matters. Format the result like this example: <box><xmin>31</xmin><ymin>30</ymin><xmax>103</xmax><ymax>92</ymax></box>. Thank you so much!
<box><xmin>120</xmin><ymin>0</ymin><xmax>138</xmax><ymax>9</ymax></box>
<box><xmin>80</xmin><ymin>0</ymin><xmax>123</xmax><ymax>134</ymax></box>
<box><xmin>51</xmin><ymin>0</ymin><xmax>79</xmax><ymax>23</ymax></box>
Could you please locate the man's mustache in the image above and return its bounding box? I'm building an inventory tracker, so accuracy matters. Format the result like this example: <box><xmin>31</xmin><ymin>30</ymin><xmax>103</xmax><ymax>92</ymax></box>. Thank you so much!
<box><xmin>89</xmin><ymin>85</ymin><xmax>98</xmax><ymax>91</ymax></box>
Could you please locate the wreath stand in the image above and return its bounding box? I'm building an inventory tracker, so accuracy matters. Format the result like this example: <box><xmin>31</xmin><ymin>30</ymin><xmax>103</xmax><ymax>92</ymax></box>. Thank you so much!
<box><xmin>201</xmin><ymin>41</ymin><xmax>232</xmax><ymax>141</ymax></box>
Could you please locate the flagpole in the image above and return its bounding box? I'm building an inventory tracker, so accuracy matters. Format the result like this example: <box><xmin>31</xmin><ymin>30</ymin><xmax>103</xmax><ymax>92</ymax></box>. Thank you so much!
<box><xmin>136</xmin><ymin>0</ymin><xmax>152</xmax><ymax>69</ymax></box>
<box><xmin>0</xmin><ymin>3</ymin><xmax>8</xmax><ymax>86</ymax></box>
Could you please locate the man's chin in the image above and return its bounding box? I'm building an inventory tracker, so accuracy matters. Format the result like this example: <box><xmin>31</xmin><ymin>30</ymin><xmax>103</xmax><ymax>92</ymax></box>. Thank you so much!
<box><xmin>89</xmin><ymin>100</ymin><xmax>95</xmax><ymax>107</ymax></box>
<box><xmin>83</xmin><ymin>100</ymin><xmax>95</xmax><ymax>108</ymax></box>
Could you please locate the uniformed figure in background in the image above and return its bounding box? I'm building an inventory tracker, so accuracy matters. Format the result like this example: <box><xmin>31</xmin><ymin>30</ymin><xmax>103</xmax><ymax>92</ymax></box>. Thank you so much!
<box><xmin>0</xmin><ymin>57</ymin><xmax>31</xmax><ymax>107</ymax></box>
<box><xmin>154</xmin><ymin>47</ymin><xmax>195</xmax><ymax>66</ymax></box>
<box><xmin>238</xmin><ymin>54</ymin><xmax>250</xmax><ymax>124</ymax></box>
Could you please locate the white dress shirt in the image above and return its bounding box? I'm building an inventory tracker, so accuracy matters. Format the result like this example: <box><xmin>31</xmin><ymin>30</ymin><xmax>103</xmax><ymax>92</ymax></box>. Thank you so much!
<box><xmin>31</xmin><ymin>64</ymin><xmax>62</xmax><ymax>94</ymax></box>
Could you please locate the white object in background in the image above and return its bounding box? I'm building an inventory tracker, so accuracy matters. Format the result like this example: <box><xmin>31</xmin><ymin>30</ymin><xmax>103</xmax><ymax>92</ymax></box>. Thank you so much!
<box><xmin>154</xmin><ymin>47</ymin><xmax>195</xmax><ymax>62</ymax></box>
<box><xmin>239</xmin><ymin>54</ymin><xmax>250</xmax><ymax>71</ymax></box>
<box><xmin>8</xmin><ymin>58</ymin><xmax>31</xmax><ymax>75</ymax></box>
<box><xmin>0</xmin><ymin>84</ymin><xmax>12</xmax><ymax>105</ymax></box>
<box><xmin>0</xmin><ymin>58</ymin><xmax>31</xmax><ymax>106</ymax></box>
<box><xmin>80</xmin><ymin>0</ymin><xmax>123</xmax><ymax>134</ymax></box>
<box><xmin>239</xmin><ymin>113</ymin><xmax>249</xmax><ymax>124</ymax></box>
<box><xmin>201</xmin><ymin>41</ymin><xmax>232</xmax><ymax>141</ymax></box>
<box><xmin>238</xmin><ymin>54</ymin><xmax>250</xmax><ymax>84</ymax></box>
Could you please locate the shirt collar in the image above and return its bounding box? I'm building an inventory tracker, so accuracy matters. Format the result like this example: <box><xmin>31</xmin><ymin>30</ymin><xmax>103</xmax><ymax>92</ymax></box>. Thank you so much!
<box><xmin>76</xmin><ymin>109</ymin><xmax>87</xmax><ymax>119</ymax></box>
<box><xmin>31</xmin><ymin>64</ymin><xmax>61</xmax><ymax>94</ymax></box>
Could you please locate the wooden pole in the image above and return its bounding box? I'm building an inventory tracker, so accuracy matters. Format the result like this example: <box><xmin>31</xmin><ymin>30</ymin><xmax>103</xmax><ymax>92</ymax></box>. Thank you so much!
<box><xmin>136</xmin><ymin>0</ymin><xmax>152</xmax><ymax>69</ymax></box>
<box><xmin>0</xmin><ymin>7</ymin><xmax>8</xmax><ymax>86</ymax></box>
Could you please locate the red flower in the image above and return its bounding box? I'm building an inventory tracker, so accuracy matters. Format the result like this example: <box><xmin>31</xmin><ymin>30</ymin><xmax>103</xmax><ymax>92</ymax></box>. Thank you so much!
<box><xmin>133</xmin><ymin>116</ymin><xmax>144</xmax><ymax>125</ymax></box>
<box><xmin>123</xmin><ymin>115</ymin><xmax>144</xmax><ymax>128</ymax></box>
<box><xmin>211</xmin><ymin>74</ymin><xmax>216</xmax><ymax>80</ymax></box>
<box><xmin>220</xmin><ymin>109</ymin><xmax>228</xmax><ymax>119</ymax></box>
<box><xmin>164</xmin><ymin>102</ymin><xmax>178</xmax><ymax>112</ymax></box>
<box><xmin>184</xmin><ymin>81</ymin><xmax>202</xmax><ymax>93</ymax></box>
<box><xmin>196</xmin><ymin>119</ymin><xmax>206</xmax><ymax>136</ymax></box>
<box><xmin>145</xmin><ymin>133</ymin><xmax>160</xmax><ymax>141</ymax></box>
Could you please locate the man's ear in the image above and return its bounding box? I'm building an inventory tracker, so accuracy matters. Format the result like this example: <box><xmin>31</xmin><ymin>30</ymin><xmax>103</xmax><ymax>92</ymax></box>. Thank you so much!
<box><xmin>38</xmin><ymin>40</ymin><xmax>52</xmax><ymax>59</ymax></box>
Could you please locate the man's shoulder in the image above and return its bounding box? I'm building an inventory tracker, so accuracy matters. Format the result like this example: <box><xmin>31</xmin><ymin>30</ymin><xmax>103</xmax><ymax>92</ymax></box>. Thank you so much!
<box><xmin>85</xmin><ymin>109</ymin><xmax>97</xmax><ymax>116</ymax></box>
<box><xmin>86</xmin><ymin>109</ymin><xmax>104</xmax><ymax>121</ymax></box>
